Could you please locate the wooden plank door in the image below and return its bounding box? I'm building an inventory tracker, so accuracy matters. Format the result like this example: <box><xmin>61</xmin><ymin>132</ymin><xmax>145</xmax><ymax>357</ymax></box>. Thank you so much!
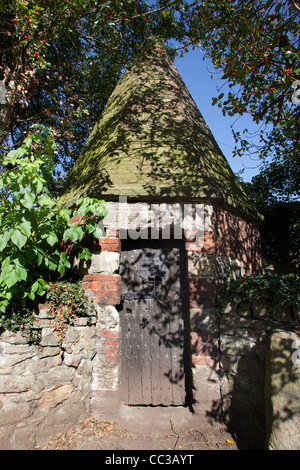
<box><xmin>119</xmin><ymin>242</ymin><xmax>186</xmax><ymax>406</ymax></box>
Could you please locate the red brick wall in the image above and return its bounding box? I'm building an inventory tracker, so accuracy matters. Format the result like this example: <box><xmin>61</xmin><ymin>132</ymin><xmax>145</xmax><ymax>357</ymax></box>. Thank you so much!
<box><xmin>91</xmin><ymin>231</ymin><xmax>120</xmax><ymax>253</ymax></box>
<box><xmin>81</xmin><ymin>230</ymin><xmax>121</xmax><ymax>305</ymax></box>
<box><xmin>213</xmin><ymin>207</ymin><xmax>262</xmax><ymax>275</ymax></box>
<box><xmin>186</xmin><ymin>206</ymin><xmax>262</xmax><ymax>368</ymax></box>
<box><xmin>82</xmin><ymin>274</ymin><xmax>121</xmax><ymax>305</ymax></box>
<box><xmin>96</xmin><ymin>329</ymin><xmax>119</xmax><ymax>366</ymax></box>
<box><xmin>186</xmin><ymin>208</ymin><xmax>262</xmax><ymax>308</ymax></box>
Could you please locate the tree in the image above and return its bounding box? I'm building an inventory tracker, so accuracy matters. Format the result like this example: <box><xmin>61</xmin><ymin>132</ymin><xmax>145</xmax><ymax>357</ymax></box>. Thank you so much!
<box><xmin>242</xmin><ymin>171</ymin><xmax>300</xmax><ymax>273</ymax></box>
<box><xmin>0</xmin><ymin>124</ymin><xmax>107</xmax><ymax>316</ymax></box>
<box><xmin>1</xmin><ymin>0</ymin><xmax>299</xmax><ymax>199</ymax></box>
<box><xmin>0</xmin><ymin>0</ymin><xmax>188</xmax><ymax>188</ymax></box>
<box><xmin>175</xmin><ymin>0</ymin><xmax>300</xmax><ymax>271</ymax></box>
<box><xmin>182</xmin><ymin>0</ymin><xmax>300</xmax><ymax>199</ymax></box>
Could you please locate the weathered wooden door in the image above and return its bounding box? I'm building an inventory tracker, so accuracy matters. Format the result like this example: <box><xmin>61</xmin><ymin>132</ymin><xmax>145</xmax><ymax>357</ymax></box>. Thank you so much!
<box><xmin>119</xmin><ymin>240</ymin><xmax>187</xmax><ymax>406</ymax></box>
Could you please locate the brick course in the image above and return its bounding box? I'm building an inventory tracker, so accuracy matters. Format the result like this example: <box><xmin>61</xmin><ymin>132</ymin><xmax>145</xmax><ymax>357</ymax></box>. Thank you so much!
<box><xmin>81</xmin><ymin>230</ymin><xmax>121</xmax><ymax>305</ymax></box>
<box><xmin>213</xmin><ymin>207</ymin><xmax>262</xmax><ymax>274</ymax></box>
<box><xmin>190</xmin><ymin>332</ymin><xmax>219</xmax><ymax>366</ymax></box>
<box><xmin>82</xmin><ymin>274</ymin><xmax>121</xmax><ymax>305</ymax></box>
<box><xmin>97</xmin><ymin>330</ymin><xmax>119</xmax><ymax>366</ymax></box>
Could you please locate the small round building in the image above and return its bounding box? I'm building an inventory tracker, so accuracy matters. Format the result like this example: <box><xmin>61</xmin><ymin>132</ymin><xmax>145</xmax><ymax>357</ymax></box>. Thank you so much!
<box><xmin>61</xmin><ymin>40</ymin><xmax>262</xmax><ymax>417</ymax></box>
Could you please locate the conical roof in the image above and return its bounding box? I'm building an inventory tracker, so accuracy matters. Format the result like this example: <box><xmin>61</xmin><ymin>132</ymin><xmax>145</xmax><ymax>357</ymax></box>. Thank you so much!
<box><xmin>61</xmin><ymin>40</ymin><xmax>260</xmax><ymax>219</ymax></box>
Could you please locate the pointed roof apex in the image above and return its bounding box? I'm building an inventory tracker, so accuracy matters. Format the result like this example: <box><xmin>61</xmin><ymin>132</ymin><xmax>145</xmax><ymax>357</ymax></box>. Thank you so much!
<box><xmin>131</xmin><ymin>36</ymin><xmax>169</xmax><ymax>64</ymax></box>
<box><xmin>61</xmin><ymin>42</ymin><xmax>261</xmax><ymax>220</ymax></box>
<box><xmin>143</xmin><ymin>36</ymin><xmax>166</xmax><ymax>53</ymax></box>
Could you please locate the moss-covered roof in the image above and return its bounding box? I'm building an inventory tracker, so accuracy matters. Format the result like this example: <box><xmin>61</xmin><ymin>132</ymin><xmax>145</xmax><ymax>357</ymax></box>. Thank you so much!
<box><xmin>60</xmin><ymin>41</ymin><xmax>261</xmax><ymax>220</ymax></box>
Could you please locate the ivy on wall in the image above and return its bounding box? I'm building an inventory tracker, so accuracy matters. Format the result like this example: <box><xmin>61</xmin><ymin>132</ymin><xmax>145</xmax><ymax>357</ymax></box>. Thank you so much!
<box><xmin>218</xmin><ymin>272</ymin><xmax>300</xmax><ymax>321</ymax></box>
<box><xmin>0</xmin><ymin>125</ymin><xmax>106</xmax><ymax>338</ymax></box>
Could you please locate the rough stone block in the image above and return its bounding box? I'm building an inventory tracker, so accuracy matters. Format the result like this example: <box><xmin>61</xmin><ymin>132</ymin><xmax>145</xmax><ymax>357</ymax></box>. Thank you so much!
<box><xmin>190</xmin><ymin>307</ymin><xmax>218</xmax><ymax>334</ymax></box>
<box><xmin>188</xmin><ymin>253</ymin><xmax>217</xmax><ymax>278</ymax></box>
<box><xmin>266</xmin><ymin>329</ymin><xmax>300</xmax><ymax>450</ymax></box>
<box><xmin>76</xmin><ymin>251</ymin><xmax>120</xmax><ymax>275</ymax></box>
<box><xmin>42</xmin><ymin>365</ymin><xmax>76</xmax><ymax>385</ymax></box>
<box><xmin>40</xmin><ymin>328</ymin><xmax>59</xmax><ymax>347</ymax></box>
<box><xmin>0</xmin><ymin>330</ymin><xmax>27</xmax><ymax>345</ymax></box>
<box><xmin>38</xmin><ymin>384</ymin><xmax>73</xmax><ymax>411</ymax></box>
<box><xmin>0</xmin><ymin>375</ymin><xmax>33</xmax><ymax>393</ymax></box>
<box><xmin>13</xmin><ymin>423</ymin><xmax>37</xmax><ymax>450</ymax></box>
<box><xmin>0</xmin><ymin>400</ymin><xmax>32</xmax><ymax>426</ymax></box>
<box><xmin>95</xmin><ymin>305</ymin><xmax>119</xmax><ymax>330</ymax></box>
<box><xmin>192</xmin><ymin>364</ymin><xmax>222</xmax><ymax>415</ymax></box>
<box><xmin>36</xmin><ymin>400</ymin><xmax>86</xmax><ymax>447</ymax></box>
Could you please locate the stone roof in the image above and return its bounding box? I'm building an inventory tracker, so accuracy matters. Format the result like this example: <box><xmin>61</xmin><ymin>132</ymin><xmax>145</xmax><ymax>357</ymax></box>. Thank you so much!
<box><xmin>60</xmin><ymin>40</ymin><xmax>261</xmax><ymax>220</ymax></box>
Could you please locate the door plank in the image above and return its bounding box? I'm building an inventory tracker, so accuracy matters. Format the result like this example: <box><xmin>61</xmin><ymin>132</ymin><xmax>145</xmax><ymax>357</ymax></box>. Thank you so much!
<box><xmin>141</xmin><ymin>299</ymin><xmax>152</xmax><ymax>403</ymax></box>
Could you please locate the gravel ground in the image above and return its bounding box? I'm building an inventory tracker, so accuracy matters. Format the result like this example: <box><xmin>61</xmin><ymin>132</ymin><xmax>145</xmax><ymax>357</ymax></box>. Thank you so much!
<box><xmin>31</xmin><ymin>414</ymin><xmax>238</xmax><ymax>451</ymax></box>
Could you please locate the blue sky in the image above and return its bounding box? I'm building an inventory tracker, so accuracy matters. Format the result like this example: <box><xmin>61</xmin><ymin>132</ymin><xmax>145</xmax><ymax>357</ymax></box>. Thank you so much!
<box><xmin>173</xmin><ymin>46</ymin><xmax>263</xmax><ymax>183</ymax></box>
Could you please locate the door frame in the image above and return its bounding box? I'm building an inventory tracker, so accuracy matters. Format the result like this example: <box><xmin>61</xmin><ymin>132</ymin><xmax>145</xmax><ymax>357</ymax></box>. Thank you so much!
<box><xmin>118</xmin><ymin>235</ymin><xmax>193</xmax><ymax>407</ymax></box>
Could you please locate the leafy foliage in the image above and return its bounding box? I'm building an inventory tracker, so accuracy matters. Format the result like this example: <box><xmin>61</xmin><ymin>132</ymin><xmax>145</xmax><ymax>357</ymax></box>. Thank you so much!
<box><xmin>45</xmin><ymin>281</ymin><xmax>94</xmax><ymax>346</ymax></box>
<box><xmin>46</xmin><ymin>281</ymin><xmax>94</xmax><ymax>319</ymax></box>
<box><xmin>184</xmin><ymin>0</ymin><xmax>300</xmax><ymax>150</ymax></box>
<box><xmin>0</xmin><ymin>280</ymin><xmax>94</xmax><ymax>344</ymax></box>
<box><xmin>242</xmin><ymin>172</ymin><xmax>300</xmax><ymax>273</ymax></box>
<box><xmin>0</xmin><ymin>0</ymin><xmax>189</xmax><ymax>186</ymax></box>
<box><xmin>183</xmin><ymin>0</ymin><xmax>300</xmax><ymax>200</ymax></box>
<box><xmin>1</xmin><ymin>0</ymin><xmax>299</xmax><ymax>200</ymax></box>
<box><xmin>218</xmin><ymin>272</ymin><xmax>300</xmax><ymax>319</ymax></box>
<box><xmin>0</xmin><ymin>125</ymin><xmax>107</xmax><ymax>316</ymax></box>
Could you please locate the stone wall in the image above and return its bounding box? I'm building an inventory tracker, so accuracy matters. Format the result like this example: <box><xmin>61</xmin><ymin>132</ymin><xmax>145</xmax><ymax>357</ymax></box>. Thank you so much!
<box><xmin>219</xmin><ymin>300</ymin><xmax>300</xmax><ymax>449</ymax></box>
<box><xmin>0</xmin><ymin>304</ymin><xmax>96</xmax><ymax>450</ymax></box>
<box><xmin>184</xmin><ymin>204</ymin><xmax>262</xmax><ymax>416</ymax></box>
<box><xmin>266</xmin><ymin>329</ymin><xmax>300</xmax><ymax>450</ymax></box>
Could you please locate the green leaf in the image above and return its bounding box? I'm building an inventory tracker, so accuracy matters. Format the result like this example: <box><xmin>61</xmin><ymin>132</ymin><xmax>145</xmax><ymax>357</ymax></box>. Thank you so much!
<box><xmin>30</xmin><ymin>278</ymin><xmax>46</xmax><ymax>296</ymax></box>
<box><xmin>63</xmin><ymin>225</ymin><xmax>84</xmax><ymax>242</ymax></box>
<box><xmin>36</xmin><ymin>248</ymin><xmax>45</xmax><ymax>266</ymax></box>
<box><xmin>20</xmin><ymin>191</ymin><xmax>35</xmax><ymax>209</ymax></box>
<box><xmin>46</xmin><ymin>232</ymin><xmax>59</xmax><ymax>246</ymax></box>
<box><xmin>19</xmin><ymin>219</ymin><xmax>32</xmax><ymax>238</ymax></box>
<box><xmin>24</xmin><ymin>246</ymin><xmax>37</xmax><ymax>264</ymax></box>
<box><xmin>0</xmin><ymin>229</ymin><xmax>13</xmax><ymax>251</ymax></box>
<box><xmin>14</xmin><ymin>263</ymin><xmax>28</xmax><ymax>282</ymax></box>
<box><xmin>44</xmin><ymin>256</ymin><xmax>58</xmax><ymax>270</ymax></box>
<box><xmin>93</xmin><ymin>226</ymin><xmax>103</xmax><ymax>238</ymax></box>
<box><xmin>57</xmin><ymin>252</ymin><xmax>71</xmax><ymax>274</ymax></box>
<box><xmin>78</xmin><ymin>247</ymin><xmax>92</xmax><ymax>260</ymax></box>
<box><xmin>0</xmin><ymin>264</ymin><xmax>19</xmax><ymax>288</ymax></box>
<box><xmin>11</xmin><ymin>229</ymin><xmax>27</xmax><ymax>249</ymax></box>
<box><xmin>15</xmin><ymin>253</ymin><xmax>26</xmax><ymax>268</ymax></box>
